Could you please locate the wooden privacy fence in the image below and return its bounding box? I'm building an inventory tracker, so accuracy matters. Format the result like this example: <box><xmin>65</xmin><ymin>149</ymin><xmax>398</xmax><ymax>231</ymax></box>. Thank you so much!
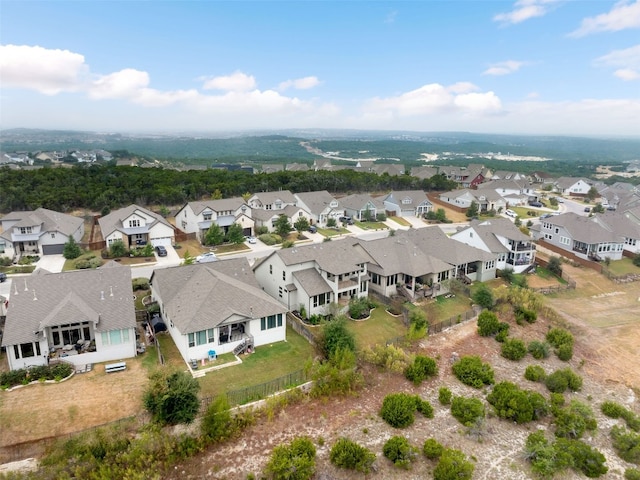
<box><xmin>286</xmin><ymin>313</ymin><xmax>318</xmax><ymax>346</ymax></box>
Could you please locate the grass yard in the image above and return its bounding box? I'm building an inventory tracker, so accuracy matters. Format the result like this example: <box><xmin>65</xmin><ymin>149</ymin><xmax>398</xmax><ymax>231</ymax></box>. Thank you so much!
<box><xmin>534</xmin><ymin>265</ymin><xmax>568</xmax><ymax>284</ymax></box>
<box><xmin>388</xmin><ymin>216</ymin><xmax>411</xmax><ymax>227</ymax></box>
<box><xmin>156</xmin><ymin>333</ymin><xmax>185</xmax><ymax>367</ymax></box>
<box><xmin>318</xmin><ymin>226</ymin><xmax>349</xmax><ymax>237</ymax></box>
<box><xmin>419</xmin><ymin>294</ymin><xmax>474</xmax><ymax>323</ymax></box>
<box><xmin>605</xmin><ymin>257</ymin><xmax>640</xmax><ymax>276</ymax></box>
<box><xmin>345</xmin><ymin>307</ymin><xmax>408</xmax><ymax>349</ymax></box>
<box><xmin>174</xmin><ymin>239</ymin><xmax>208</xmax><ymax>257</ymax></box>
<box><xmin>197</xmin><ymin>325</ymin><xmax>316</xmax><ymax>398</ymax></box>
<box><xmin>355</xmin><ymin>221</ymin><xmax>388</xmax><ymax>230</ymax></box>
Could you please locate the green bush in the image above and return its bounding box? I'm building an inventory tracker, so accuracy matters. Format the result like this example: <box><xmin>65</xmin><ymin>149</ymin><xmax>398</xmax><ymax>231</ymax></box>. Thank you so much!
<box><xmin>132</xmin><ymin>277</ymin><xmax>150</xmax><ymax>291</ymax></box>
<box><xmin>515</xmin><ymin>306</ymin><xmax>537</xmax><ymax>324</ymax></box>
<box><xmin>143</xmin><ymin>370</ymin><xmax>201</xmax><ymax>425</ymax></box>
<box><xmin>546</xmin><ymin>327</ymin><xmax>574</xmax><ymax>347</ymax></box>
<box><xmin>528</xmin><ymin>340</ymin><xmax>550</xmax><ymax>359</ymax></box>
<box><xmin>438</xmin><ymin>387</ymin><xmax>453</xmax><ymax>405</ymax></box>
<box><xmin>550</xmin><ymin>393</ymin><xmax>566</xmax><ymax>408</ymax></box>
<box><xmin>75</xmin><ymin>256</ymin><xmax>103</xmax><ymax>269</ymax></box>
<box><xmin>348</xmin><ymin>297</ymin><xmax>371</xmax><ymax>319</ymax></box>
<box><xmin>415</xmin><ymin>396</ymin><xmax>434</xmax><ymax>418</ymax></box>
<box><xmin>404</xmin><ymin>355</ymin><xmax>438</xmax><ymax>385</ymax></box>
<box><xmin>476</xmin><ymin>310</ymin><xmax>500</xmax><ymax>336</ymax></box>
<box><xmin>380</xmin><ymin>393</ymin><xmax>418</xmax><ymax>428</ymax></box>
<box><xmin>611</xmin><ymin>426</ymin><xmax>640</xmax><ymax>464</ymax></box>
<box><xmin>556</xmin><ymin>438</ymin><xmax>608</xmax><ymax>478</ymax></box>
<box><xmin>264</xmin><ymin>436</ymin><xmax>316</xmax><ymax>480</ymax></box>
<box><xmin>524</xmin><ymin>365</ymin><xmax>546</xmax><ymax>382</ymax></box>
<box><xmin>423</xmin><ymin>438</ymin><xmax>444</xmax><ymax>459</ymax></box>
<box><xmin>487</xmin><ymin>382</ymin><xmax>548</xmax><ymax>424</ymax></box>
<box><xmin>626</xmin><ymin>468</ymin><xmax>640</xmax><ymax>480</ymax></box>
<box><xmin>361</xmin><ymin>344</ymin><xmax>411</xmax><ymax>373</ymax></box>
<box><xmin>63</xmin><ymin>236</ymin><xmax>82</xmax><ymax>259</ymax></box>
<box><xmin>472</xmin><ymin>285</ymin><xmax>494</xmax><ymax>309</ymax></box>
<box><xmin>557</xmin><ymin>342</ymin><xmax>574</xmax><ymax>361</ymax></box>
<box><xmin>601</xmin><ymin>401</ymin><xmax>640</xmax><ymax>431</ymax></box>
<box><xmin>0</xmin><ymin>363</ymin><xmax>73</xmax><ymax>389</ymax></box>
<box><xmin>450</xmin><ymin>396</ymin><xmax>485</xmax><ymax>427</ymax></box>
<box><xmin>329</xmin><ymin>437</ymin><xmax>376</xmax><ymax>473</ymax></box>
<box><xmin>320</xmin><ymin>318</ymin><xmax>356</xmax><ymax>360</ymax></box>
<box><xmin>201</xmin><ymin>395</ymin><xmax>233</xmax><ymax>444</ymax></box>
<box><xmin>545</xmin><ymin>368</ymin><xmax>582</xmax><ymax>393</ymax></box>
<box><xmin>554</xmin><ymin>400</ymin><xmax>597</xmax><ymax>439</ymax></box>
<box><xmin>500</xmin><ymin>338</ymin><xmax>527</xmax><ymax>361</ymax></box>
<box><xmin>383</xmin><ymin>436</ymin><xmax>418</xmax><ymax>469</ymax></box>
<box><xmin>452</xmin><ymin>355</ymin><xmax>494</xmax><ymax>388</ymax></box>
<box><xmin>433</xmin><ymin>448</ymin><xmax>474</xmax><ymax>480</ymax></box>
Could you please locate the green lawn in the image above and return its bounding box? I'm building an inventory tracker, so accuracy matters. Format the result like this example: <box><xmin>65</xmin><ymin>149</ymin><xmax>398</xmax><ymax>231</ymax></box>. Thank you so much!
<box><xmin>197</xmin><ymin>325</ymin><xmax>316</xmax><ymax>398</ymax></box>
<box><xmin>345</xmin><ymin>307</ymin><xmax>408</xmax><ymax>348</ymax></box>
<box><xmin>418</xmin><ymin>294</ymin><xmax>474</xmax><ymax>322</ymax></box>
<box><xmin>605</xmin><ymin>257</ymin><xmax>640</xmax><ymax>276</ymax></box>
<box><xmin>388</xmin><ymin>216</ymin><xmax>411</xmax><ymax>227</ymax></box>
<box><xmin>534</xmin><ymin>266</ymin><xmax>568</xmax><ymax>284</ymax></box>
<box><xmin>317</xmin><ymin>226</ymin><xmax>349</xmax><ymax>237</ymax></box>
<box><xmin>355</xmin><ymin>220</ymin><xmax>388</xmax><ymax>230</ymax></box>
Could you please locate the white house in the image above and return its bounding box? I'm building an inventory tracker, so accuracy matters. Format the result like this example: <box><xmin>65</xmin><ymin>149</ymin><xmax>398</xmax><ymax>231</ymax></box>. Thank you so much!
<box><xmin>98</xmin><ymin>204</ymin><xmax>175</xmax><ymax>249</ymax></box>
<box><xmin>294</xmin><ymin>191</ymin><xmax>342</xmax><ymax>227</ymax></box>
<box><xmin>382</xmin><ymin>190</ymin><xmax>433</xmax><ymax>218</ymax></box>
<box><xmin>248</xmin><ymin>190</ymin><xmax>297</xmax><ymax>211</ymax></box>
<box><xmin>150</xmin><ymin>258</ymin><xmax>287</xmax><ymax>364</ymax></box>
<box><xmin>554</xmin><ymin>177</ymin><xmax>593</xmax><ymax>196</ymax></box>
<box><xmin>339</xmin><ymin>193</ymin><xmax>385</xmax><ymax>221</ymax></box>
<box><xmin>451</xmin><ymin>218</ymin><xmax>536</xmax><ymax>273</ymax></box>
<box><xmin>1</xmin><ymin>265</ymin><xmax>137</xmax><ymax>371</ymax></box>
<box><xmin>253</xmin><ymin>240</ymin><xmax>369</xmax><ymax>318</ymax></box>
<box><xmin>0</xmin><ymin>208</ymin><xmax>84</xmax><ymax>259</ymax></box>
<box><xmin>175</xmin><ymin>197</ymin><xmax>253</xmax><ymax>241</ymax></box>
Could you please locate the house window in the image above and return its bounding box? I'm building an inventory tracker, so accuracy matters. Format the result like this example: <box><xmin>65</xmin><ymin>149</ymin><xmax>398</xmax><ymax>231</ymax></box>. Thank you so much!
<box><xmin>101</xmin><ymin>329</ymin><xmax>130</xmax><ymax>346</ymax></box>
<box><xmin>554</xmin><ymin>228</ymin><xmax>559</xmax><ymax>234</ymax></box>
<box><xmin>14</xmin><ymin>342</ymin><xmax>40</xmax><ymax>359</ymax></box>
<box><xmin>208</xmin><ymin>329</ymin><xmax>215</xmax><ymax>343</ymax></box>
<box><xmin>278</xmin><ymin>286</ymin><xmax>283</xmax><ymax>298</ymax></box>
<box><xmin>261</xmin><ymin>313</ymin><xmax>282</xmax><ymax>330</ymax></box>
<box><xmin>0</xmin><ymin>241</ymin><xmax>4</xmax><ymax>253</ymax></box>
<box><xmin>51</xmin><ymin>233</ymin><xmax>55</xmax><ymax>239</ymax></box>
<box><xmin>203</xmin><ymin>213</ymin><xmax>212</xmax><ymax>221</ymax></box>
<box><xmin>485</xmin><ymin>260</ymin><xmax>496</xmax><ymax>269</ymax></box>
<box><xmin>275</xmin><ymin>202</ymin><xmax>282</xmax><ymax>209</ymax></box>
<box><xmin>312</xmin><ymin>293</ymin><xmax>329</xmax><ymax>308</ymax></box>
<box><xmin>437</xmin><ymin>270</ymin><xmax>450</xmax><ymax>282</ymax></box>
<box><xmin>560</xmin><ymin>236</ymin><xmax>570</xmax><ymax>245</ymax></box>
<box><xmin>129</xmin><ymin>219</ymin><xmax>140</xmax><ymax>228</ymax></box>
<box><xmin>371</xmin><ymin>272</ymin><xmax>380</xmax><ymax>285</ymax></box>
<box><xmin>196</xmin><ymin>330</ymin><xmax>206</xmax><ymax>345</ymax></box>
<box><xmin>282</xmin><ymin>271</ymin><xmax>286</xmax><ymax>281</ymax></box>
<box><xmin>188</xmin><ymin>333</ymin><xmax>195</xmax><ymax>348</ymax></box>
<box><xmin>19</xmin><ymin>227</ymin><xmax>33</xmax><ymax>234</ymax></box>
<box><xmin>269</xmin><ymin>264</ymin><xmax>273</xmax><ymax>275</ymax></box>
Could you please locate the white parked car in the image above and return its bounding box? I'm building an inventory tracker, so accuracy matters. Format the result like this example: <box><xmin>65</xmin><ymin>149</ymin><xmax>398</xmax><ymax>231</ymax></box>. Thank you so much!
<box><xmin>246</xmin><ymin>236</ymin><xmax>257</xmax><ymax>244</ymax></box>
<box><xmin>505</xmin><ymin>209</ymin><xmax>518</xmax><ymax>218</ymax></box>
<box><xmin>196</xmin><ymin>252</ymin><xmax>218</xmax><ymax>263</ymax></box>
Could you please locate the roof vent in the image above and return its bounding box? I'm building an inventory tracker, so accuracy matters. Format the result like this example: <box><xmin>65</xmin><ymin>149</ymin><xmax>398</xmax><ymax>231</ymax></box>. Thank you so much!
<box><xmin>33</xmin><ymin>289</ymin><xmax>37</xmax><ymax>301</ymax></box>
<box><xmin>100</xmin><ymin>291</ymin><xmax>105</xmax><ymax>301</ymax></box>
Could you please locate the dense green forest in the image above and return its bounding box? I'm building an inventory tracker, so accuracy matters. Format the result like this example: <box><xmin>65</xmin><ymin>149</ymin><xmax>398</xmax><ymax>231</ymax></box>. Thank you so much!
<box><xmin>0</xmin><ymin>165</ymin><xmax>458</xmax><ymax>213</ymax></box>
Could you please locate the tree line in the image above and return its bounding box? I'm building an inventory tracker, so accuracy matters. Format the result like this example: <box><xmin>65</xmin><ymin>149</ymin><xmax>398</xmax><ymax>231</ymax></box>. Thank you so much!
<box><xmin>0</xmin><ymin>164</ymin><xmax>458</xmax><ymax>213</ymax></box>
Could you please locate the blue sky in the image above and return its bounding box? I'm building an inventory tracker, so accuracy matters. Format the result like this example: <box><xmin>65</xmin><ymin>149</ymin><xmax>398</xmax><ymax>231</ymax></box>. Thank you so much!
<box><xmin>1</xmin><ymin>1</ymin><xmax>639</xmax><ymax>136</ymax></box>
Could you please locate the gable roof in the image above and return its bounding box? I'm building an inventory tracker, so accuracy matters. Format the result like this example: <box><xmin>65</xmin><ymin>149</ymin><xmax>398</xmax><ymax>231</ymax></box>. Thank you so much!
<box><xmin>546</xmin><ymin>212</ymin><xmax>623</xmax><ymax>243</ymax></box>
<box><xmin>98</xmin><ymin>204</ymin><xmax>172</xmax><ymax>237</ymax></box>
<box><xmin>383</xmin><ymin>190</ymin><xmax>431</xmax><ymax>206</ymax></box>
<box><xmin>294</xmin><ymin>191</ymin><xmax>340</xmax><ymax>216</ymax></box>
<box><xmin>594</xmin><ymin>211</ymin><xmax>640</xmax><ymax>239</ymax></box>
<box><xmin>0</xmin><ymin>208</ymin><xmax>83</xmax><ymax>239</ymax></box>
<box><xmin>2</xmin><ymin>265</ymin><xmax>135</xmax><ymax>347</ymax></box>
<box><xmin>151</xmin><ymin>258</ymin><xmax>285</xmax><ymax>334</ymax></box>
<box><xmin>555</xmin><ymin>177</ymin><xmax>592</xmax><ymax>189</ymax></box>
<box><xmin>184</xmin><ymin>197</ymin><xmax>247</xmax><ymax>216</ymax></box>
<box><xmin>410</xmin><ymin>166</ymin><xmax>440</xmax><ymax>179</ymax></box>
<box><xmin>250</xmin><ymin>190</ymin><xmax>296</xmax><ymax>205</ymax></box>
<box><xmin>339</xmin><ymin>193</ymin><xmax>385</xmax><ymax>211</ymax></box>
<box><xmin>403</xmin><ymin>227</ymin><xmax>496</xmax><ymax>264</ymax></box>
<box><xmin>272</xmin><ymin>238</ymin><xmax>367</xmax><ymax>275</ymax></box>
<box><xmin>455</xmin><ymin>218</ymin><xmax>530</xmax><ymax>253</ymax></box>
<box><xmin>292</xmin><ymin>268</ymin><xmax>333</xmax><ymax>296</ymax></box>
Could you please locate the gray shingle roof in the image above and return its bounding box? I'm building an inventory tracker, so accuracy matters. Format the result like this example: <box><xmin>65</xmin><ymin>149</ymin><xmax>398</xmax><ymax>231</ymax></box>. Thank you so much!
<box><xmin>547</xmin><ymin>212</ymin><xmax>623</xmax><ymax>243</ymax></box>
<box><xmin>275</xmin><ymin>239</ymin><xmax>367</xmax><ymax>275</ymax></box>
<box><xmin>250</xmin><ymin>190</ymin><xmax>296</xmax><ymax>205</ymax></box>
<box><xmin>594</xmin><ymin>212</ymin><xmax>640</xmax><ymax>240</ymax></box>
<box><xmin>295</xmin><ymin>191</ymin><xmax>339</xmax><ymax>216</ymax></box>
<box><xmin>404</xmin><ymin>227</ymin><xmax>496</xmax><ymax>264</ymax></box>
<box><xmin>339</xmin><ymin>193</ymin><xmax>385</xmax><ymax>211</ymax></box>
<box><xmin>98</xmin><ymin>204</ymin><xmax>173</xmax><ymax>238</ymax></box>
<box><xmin>383</xmin><ymin>190</ymin><xmax>431</xmax><ymax>207</ymax></box>
<box><xmin>292</xmin><ymin>268</ymin><xmax>333</xmax><ymax>296</ymax></box>
<box><xmin>151</xmin><ymin>258</ymin><xmax>286</xmax><ymax>334</ymax></box>
<box><xmin>2</xmin><ymin>265</ymin><xmax>135</xmax><ymax>347</ymax></box>
<box><xmin>0</xmin><ymin>208</ymin><xmax>83</xmax><ymax>241</ymax></box>
<box><xmin>185</xmin><ymin>197</ymin><xmax>247</xmax><ymax>216</ymax></box>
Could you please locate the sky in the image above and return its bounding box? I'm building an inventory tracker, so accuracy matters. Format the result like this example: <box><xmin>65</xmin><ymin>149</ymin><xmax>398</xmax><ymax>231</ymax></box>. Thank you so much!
<box><xmin>1</xmin><ymin>0</ymin><xmax>639</xmax><ymax>137</ymax></box>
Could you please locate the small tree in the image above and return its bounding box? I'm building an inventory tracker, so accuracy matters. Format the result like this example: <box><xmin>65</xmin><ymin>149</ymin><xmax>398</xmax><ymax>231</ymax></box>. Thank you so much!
<box><xmin>477</xmin><ymin>310</ymin><xmax>500</xmax><ymax>336</ymax></box>
<box><xmin>466</xmin><ymin>201</ymin><xmax>479</xmax><ymax>219</ymax></box>
<box><xmin>451</xmin><ymin>396</ymin><xmax>485</xmax><ymax>426</ymax></box>
<box><xmin>326</xmin><ymin>217</ymin><xmax>337</xmax><ymax>228</ymax></box>
<box><xmin>472</xmin><ymin>284</ymin><xmax>494</xmax><ymax>309</ymax></box>
<box><xmin>501</xmin><ymin>338</ymin><xmax>527</xmax><ymax>361</ymax></box>
<box><xmin>63</xmin><ymin>236</ymin><xmax>82</xmax><ymax>260</ymax></box>
<box><xmin>143</xmin><ymin>370</ymin><xmax>201</xmax><ymax>425</ymax></box>
<box><xmin>320</xmin><ymin>318</ymin><xmax>356</xmax><ymax>360</ymax></box>
<box><xmin>226</xmin><ymin>223</ymin><xmax>245</xmax><ymax>244</ymax></box>
<box><xmin>201</xmin><ymin>395</ymin><xmax>233</xmax><ymax>443</ymax></box>
<box><xmin>264</xmin><ymin>436</ymin><xmax>316</xmax><ymax>480</ymax></box>
<box><xmin>452</xmin><ymin>355</ymin><xmax>495</xmax><ymax>388</ymax></box>
<box><xmin>548</xmin><ymin>256</ymin><xmax>563</xmax><ymax>276</ymax></box>
<box><xmin>109</xmin><ymin>240</ymin><xmax>126</xmax><ymax>258</ymax></box>
<box><xmin>383</xmin><ymin>436</ymin><xmax>418</xmax><ymax>469</ymax></box>
<box><xmin>586</xmin><ymin>186</ymin><xmax>599</xmax><ymax>202</ymax></box>
<box><xmin>294</xmin><ymin>217</ymin><xmax>310</xmax><ymax>238</ymax></box>
<box><xmin>204</xmin><ymin>223</ymin><xmax>225</xmax><ymax>246</ymax></box>
<box><xmin>274</xmin><ymin>214</ymin><xmax>292</xmax><ymax>238</ymax></box>
<box><xmin>182</xmin><ymin>250</ymin><xmax>195</xmax><ymax>265</ymax></box>
<box><xmin>380</xmin><ymin>392</ymin><xmax>418</xmax><ymax>428</ymax></box>
<box><xmin>423</xmin><ymin>438</ymin><xmax>444</xmax><ymax>459</ymax></box>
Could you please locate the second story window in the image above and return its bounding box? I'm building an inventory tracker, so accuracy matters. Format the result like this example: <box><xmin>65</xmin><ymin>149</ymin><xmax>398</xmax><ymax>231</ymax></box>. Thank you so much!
<box><xmin>203</xmin><ymin>213</ymin><xmax>212</xmax><ymax>221</ymax></box>
<box><xmin>129</xmin><ymin>219</ymin><xmax>140</xmax><ymax>228</ymax></box>
<box><xmin>19</xmin><ymin>227</ymin><xmax>33</xmax><ymax>234</ymax></box>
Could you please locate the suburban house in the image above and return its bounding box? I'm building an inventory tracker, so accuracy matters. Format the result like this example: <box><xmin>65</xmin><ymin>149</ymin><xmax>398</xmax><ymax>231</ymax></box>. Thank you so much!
<box><xmin>251</xmin><ymin>205</ymin><xmax>312</xmax><ymax>233</ymax></box>
<box><xmin>339</xmin><ymin>193</ymin><xmax>385</xmax><ymax>221</ymax></box>
<box><xmin>248</xmin><ymin>190</ymin><xmax>297</xmax><ymax>211</ymax></box>
<box><xmin>481</xmin><ymin>179</ymin><xmax>539</xmax><ymax>205</ymax></box>
<box><xmin>592</xmin><ymin>212</ymin><xmax>640</xmax><ymax>254</ymax></box>
<box><xmin>451</xmin><ymin>218</ymin><xmax>537</xmax><ymax>273</ymax></box>
<box><xmin>294</xmin><ymin>191</ymin><xmax>342</xmax><ymax>227</ymax></box>
<box><xmin>382</xmin><ymin>190</ymin><xmax>433</xmax><ymax>218</ymax></box>
<box><xmin>353</xmin><ymin>235</ymin><xmax>454</xmax><ymax>300</ymax></box>
<box><xmin>175</xmin><ymin>197</ymin><xmax>253</xmax><ymax>241</ymax></box>
<box><xmin>438</xmin><ymin>164</ymin><xmax>487</xmax><ymax>188</ymax></box>
<box><xmin>0</xmin><ymin>208</ymin><xmax>84</xmax><ymax>259</ymax></box>
<box><xmin>410</xmin><ymin>165</ymin><xmax>440</xmax><ymax>180</ymax></box>
<box><xmin>404</xmin><ymin>227</ymin><xmax>498</xmax><ymax>283</ymax></box>
<box><xmin>150</xmin><ymin>258</ymin><xmax>288</xmax><ymax>364</ymax></box>
<box><xmin>1</xmin><ymin>265</ymin><xmax>137</xmax><ymax>371</ymax></box>
<box><xmin>532</xmin><ymin>212</ymin><xmax>625</xmax><ymax>261</ymax></box>
<box><xmin>253</xmin><ymin>240</ymin><xmax>369</xmax><ymax>318</ymax></box>
<box><xmin>554</xmin><ymin>177</ymin><xmax>593</xmax><ymax>196</ymax></box>
<box><xmin>438</xmin><ymin>188</ymin><xmax>506</xmax><ymax>212</ymax></box>
<box><xmin>99</xmin><ymin>204</ymin><xmax>175</xmax><ymax>249</ymax></box>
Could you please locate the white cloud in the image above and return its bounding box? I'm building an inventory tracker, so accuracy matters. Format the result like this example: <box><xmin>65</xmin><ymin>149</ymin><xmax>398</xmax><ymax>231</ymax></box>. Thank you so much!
<box><xmin>364</xmin><ymin>83</ymin><xmax>502</xmax><ymax>117</ymax></box>
<box><xmin>0</xmin><ymin>44</ymin><xmax>88</xmax><ymax>94</ymax></box>
<box><xmin>385</xmin><ymin>10</ymin><xmax>397</xmax><ymax>23</ymax></box>
<box><xmin>569</xmin><ymin>0</ymin><xmax>640</xmax><ymax>37</ymax></box>
<box><xmin>594</xmin><ymin>44</ymin><xmax>640</xmax><ymax>81</ymax></box>
<box><xmin>202</xmin><ymin>71</ymin><xmax>256</xmax><ymax>92</ymax></box>
<box><xmin>483</xmin><ymin>60</ymin><xmax>526</xmax><ymax>76</ymax></box>
<box><xmin>278</xmin><ymin>76</ymin><xmax>321</xmax><ymax>91</ymax></box>
<box><xmin>493</xmin><ymin>0</ymin><xmax>561</xmax><ymax>25</ymax></box>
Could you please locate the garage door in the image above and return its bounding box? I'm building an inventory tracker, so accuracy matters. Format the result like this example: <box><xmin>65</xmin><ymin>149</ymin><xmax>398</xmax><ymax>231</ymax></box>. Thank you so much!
<box><xmin>42</xmin><ymin>244</ymin><xmax>64</xmax><ymax>255</ymax></box>
<box><xmin>150</xmin><ymin>237</ymin><xmax>173</xmax><ymax>247</ymax></box>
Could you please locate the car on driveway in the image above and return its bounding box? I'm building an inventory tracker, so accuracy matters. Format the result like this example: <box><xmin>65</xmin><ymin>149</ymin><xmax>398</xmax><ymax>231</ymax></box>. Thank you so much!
<box><xmin>155</xmin><ymin>245</ymin><xmax>167</xmax><ymax>257</ymax></box>
<box><xmin>308</xmin><ymin>225</ymin><xmax>317</xmax><ymax>233</ymax></box>
<box><xmin>196</xmin><ymin>252</ymin><xmax>218</xmax><ymax>263</ymax></box>
<box><xmin>505</xmin><ymin>209</ymin><xmax>518</xmax><ymax>218</ymax></box>
<box><xmin>246</xmin><ymin>236</ymin><xmax>257</xmax><ymax>244</ymax></box>
<box><xmin>339</xmin><ymin>216</ymin><xmax>354</xmax><ymax>225</ymax></box>
<box><xmin>584</xmin><ymin>207</ymin><xmax>591</xmax><ymax>213</ymax></box>
<box><xmin>0</xmin><ymin>272</ymin><xmax>6</xmax><ymax>283</ymax></box>
<box><xmin>528</xmin><ymin>201</ymin><xmax>543</xmax><ymax>208</ymax></box>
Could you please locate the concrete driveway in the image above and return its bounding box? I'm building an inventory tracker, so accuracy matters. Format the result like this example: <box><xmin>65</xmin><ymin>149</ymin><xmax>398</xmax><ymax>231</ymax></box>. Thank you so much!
<box><xmin>34</xmin><ymin>254</ymin><xmax>66</xmax><ymax>273</ymax></box>
<box><xmin>154</xmin><ymin>245</ymin><xmax>181</xmax><ymax>267</ymax></box>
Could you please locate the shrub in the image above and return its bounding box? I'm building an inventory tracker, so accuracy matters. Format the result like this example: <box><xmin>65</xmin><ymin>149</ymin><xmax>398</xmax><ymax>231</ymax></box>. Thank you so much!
<box><xmin>383</xmin><ymin>436</ymin><xmax>418</xmax><ymax>469</ymax></box>
<box><xmin>525</xmin><ymin>432</ymin><xmax>607</xmax><ymax>478</ymax></box>
<box><xmin>476</xmin><ymin>310</ymin><xmax>500</xmax><ymax>336</ymax></box>
<box><xmin>433</xmin><ymin>448</ymin><xmax>474</xmax><ymax>480</ymax></box>
<box><xmin>495</xmin><ymin>328</ymin><xmax>509</xmax><ymax>343</ymax></box>
<box><xmin>472</xmin><ymin>285</ymin><xmax>494</xmax><ymax>309</ymax></box>
<box><xmin>487</xmin><ymin>382</ymin><xmax>548</xmax><ymax>424</ymax></box>
<box><xmin>557</xmin><ymin>343</ymin><xmax>573</xmax><ymax>361</ymax></box>
<box><xmin>450</xmin><ymin>396</ymin><xmax>485</xmax><ymax>427</ymax></box>
<box><xmin>329</xmin><ymin>437</ymin><xmax>376</xmax><ymax>473</ymax></box>
<box><xmin>501</xmin><ymin>338</ymin><xmax>527</xmax><ymax>361</ymax></box>
<box><xmin>415</xmin><ymin>396</ymin><xmax>434</xmax><ymax>418</ymax></box>
<box><xmin>555</xmin><ymin>438</ymin><xmax>608</xmax><ymax>478</ymax></box>
<box><xmin>264</xmin><ymin>436</ymin><xmax>316</xmax><ymax>480</ymax></box>
<box><xmin>524</xmin><ymin>365</ymin><xmax>546</xmax><ymax>382</ymax></box>
<box><xmin>548</xmin><ymin>256</ymin><xmax>563</xmax><ymax>276</ymax></box>
<box><xmin>404</xmin><ymin>355</ymin><xmax>438</xmax><ymax>385</ymax></box>
<box><xmin>281</xmin><ymin>240</ymin><xmax>295</xmax><ymax>248</ymax></box>
<box><xmin>515</xmin><ymin>306</ymin><xmax>537</xmax><ymax>324</ymax></box>
<box><xmin>452</xmin><ymin>355</ymin><xmax>494</xmax><ymax>388</ymax></box>
<box><xmin>528</xmin><ymin>340</ymin><xmax>550</xmax><ymax>360</ymax></box>
<box><xmin>554</xmin><ymin>400</ymin><xmax>597</xmax><ymax>439</ymax></box>
<box><xmin>545</xmin><ymin>368</ymin><xmax>582</xmax><ymax>393</ymax></box>
<box><xmin>380</xmin><ymin>393</ymin><xmax>418</xmax><ymax>428</ymax></box>
<box><xmin>348</xmin><ymin>297</ymin><xmax>371</xmax><ymax>319</ymax></box>
<box><xmin>74</xmin><ymin>256</ymin><xmax>102</xmax><ymax>269</ymax></box>
<box><xmin>407</xmin><ymin>309</ymin><xmax>428</xmax><ymax>340</ymax></box>
<box><xmin>626</xmin><ymin>468</ymin><xmax>640</xmax><ymax>480</ymax></box>
<box><xmin>109</xmin><ymin>240</ymin><xmax>127</xmax><ymax>258</ymax></box>
<box><xmin>132</xmin><ymin>277</ymin><xmax>150</xmax><ymax>291</ymax></box>
<box><xmin>361</xmin><ymin>344</ymin><xmax>411</xmax><ymax>373</ymax></box>
<box><xmin>611</xmin><ymin>426</ymin><xmax>640</xmax><ymax>464</ymax></box>
<box><xmin>201</xmin><ymin>395</ymin><xmax>233</xmax><ymax>444</ymax></box>
<box><xmin>550</xmin><ymin>393</ymin><xmax>566</xmax><ymax>409</ymax></box>
<box><xmin>320</xmin><ymin>318</ymin><xmax>356</xmax><ymax>360</ymax></box>
<box><xmin>423</xmin><ymin>438</ymin><xmax>444</xmax><ymax>459</ymax></box>
<box><xmin>601</xmin><ymin>401</ymin><xmax>640</xmax><ymax>431</ymax></box>
<box><xmin>438</xmin><ymin>387</ymin><xmax>453</xmax><ymax>405</ymax></box>
<box><xmin>143</xmin><ymin>370</ymin><xmax>201</xmax><ymax>425</ymax></box>
<box><xmin>63</xmin><ymin>236</ymin><xmax>82</xmax><ymax>259</ymax></box>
